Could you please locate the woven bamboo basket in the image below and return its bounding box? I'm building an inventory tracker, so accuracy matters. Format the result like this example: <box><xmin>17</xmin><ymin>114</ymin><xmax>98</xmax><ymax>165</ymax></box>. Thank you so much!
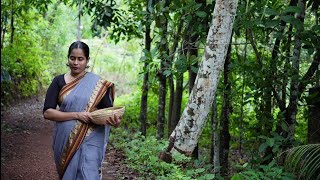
<box><xmin>90</xmin><ymin>106</ymin><xmax>125</xmax><ymax>125</ymax></box>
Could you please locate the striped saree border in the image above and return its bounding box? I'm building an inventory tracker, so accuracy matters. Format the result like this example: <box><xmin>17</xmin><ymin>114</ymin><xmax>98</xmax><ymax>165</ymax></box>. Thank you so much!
<box><xmin>58</xmin><ymin>73</ymin><xmax>87</xmax><ymax>100</ymax></box>
<box><xmin>58</xmin><ymin>78</ymin><xmax>114</xmax><ymax>179</ymax></box>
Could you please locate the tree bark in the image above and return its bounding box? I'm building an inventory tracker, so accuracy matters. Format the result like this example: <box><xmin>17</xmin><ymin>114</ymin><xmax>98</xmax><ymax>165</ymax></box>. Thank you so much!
<box><xmin>171</xmin><ymin>74</ymin><xmax>183</xmax><ymax>133</ymax></box>
<box><xmin>162</xmin><ymin>0</ymin><xmax>238</xmax><ymax>156</ymax></box>
<box><xmin>210</xmin><ymin>97</ymin><xmax>220</xmax><ymax>174</ymax></box>
<box><xmin>285</xmin><ymin>0</ymin><xmax>306</xmax><ymax>141</ymax></box>
<box><xmin>156</xmin><ymin>0</ymin><xmax>169</xmax><ymax>140</ymax></box>
<box><xmin>219</xmin><ymin>42</ymin><xmax>232</xmax><ymax>176</ymax></box>
<box><xmin>189</xmin><ymin>33</ymin><xmax>200</xmax><ymax>159</ymax></box>
<box><xmin>168</xmin><ymin>20</ymin><xmax>184</xmax><ymax>135</ymax></box>
<box><xmin>307</xmin><ymin>86</ymin><xmax>320</xmax><ymax>144</ymax></box>
<box><xmin>139</xmin><ymin>0</ymin><xmax>152</xmax><ymax>136</ymax></box>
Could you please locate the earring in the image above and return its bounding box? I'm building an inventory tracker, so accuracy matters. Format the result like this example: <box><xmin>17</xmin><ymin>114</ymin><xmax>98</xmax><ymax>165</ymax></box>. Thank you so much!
<box><xmin>66</xmin><ymin>63</ymin><xmax>69</xmax><ymax>67</ymax></box>
<box><xmin>86</xmin><ymin>65</ymin><xmax>90</xmax><ymax>68</ymax></box>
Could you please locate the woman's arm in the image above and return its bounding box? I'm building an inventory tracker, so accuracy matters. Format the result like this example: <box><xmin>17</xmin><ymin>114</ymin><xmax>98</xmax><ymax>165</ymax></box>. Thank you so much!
<box><xmin>43</xmin><ymin>108</ymin><xmax>93</xmax><ymax>123</ymax></box>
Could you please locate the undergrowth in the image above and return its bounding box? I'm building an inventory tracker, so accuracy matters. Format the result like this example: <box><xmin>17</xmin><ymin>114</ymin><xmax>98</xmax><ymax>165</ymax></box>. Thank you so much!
<box><xmin>109</xmin><ymin>128</ymin><xmax>219</xmax><ymax>180</ymax></box>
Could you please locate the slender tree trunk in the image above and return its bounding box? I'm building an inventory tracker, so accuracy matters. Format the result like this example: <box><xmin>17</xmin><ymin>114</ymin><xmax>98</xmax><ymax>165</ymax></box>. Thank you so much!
<box><xmin>239</xmin><ymin>29</ymin><xmax>249</xmax><ymax>156</ymax></box>
<box><xmin>168</xmin><ymin>20</ymin><xmax>184</xmax><ymax>135</ymax></box>
<box><xmin>171</xmin><ymin>74</ymin><xmax>183</xmax><ymax>131</ymax></box>
<box><xmin>285</xmin><ymin>0</ymin><xmax>306</xmax><ymax>141</ymax></box>
<box><xmin>170</xmin><ymin>27</ymin><xmax>189</xmax><ymax>131</ymax></box>
<box><xmin>157</xmin><ymin>0</ymin><xmax>169</xmax><ymax>140</ymax></box>
<box><xmin>210</xmin><ymin>97</ymin><xmax>220</xmax><ymax>174</ymax></box>
<box><xmin>168</xmin><ymin>77</ymin><xmax>174</xmax><ymax>134</ymax></box>
<box><xmin>160</xmin><ymin>0</ymin><xmax>238</xmax><ymax>156</ymax></box>
<box><xmin>307</xmin><ymin>86</ymin><xmax>320</xmax><ymax>144</ymax></box>
<box><xmin>282</xmin><ymin>25</ymin><xmax>293</xmax><ymax>108</ymax></box>
<box><xmin>219</xmin><ymin>42</ymin><xmax>232</xmax><ymax>176</ymax></box>
<box><xmin>157</xmin><ymin>68</ymin><xmax>167</xmax><ymax>139</ymax></box>
<box><xmin>139</xmin><ymin>0</ymin><xmax>152</xmax><ymax>136</ymax></box>
<box><xmin>170</xmin><ymin>26</ymin><xmax>190</xmax><ymax>136</ymax></box>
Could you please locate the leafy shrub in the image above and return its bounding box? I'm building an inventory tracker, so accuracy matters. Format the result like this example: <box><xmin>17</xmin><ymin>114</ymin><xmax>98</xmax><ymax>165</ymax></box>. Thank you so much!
<box><xmin>110</xmin><ymin>128</ymin><xmax>217</xmax><ymax>179</ymax></box>
<box><xmin>231</xmin><ymin>160</ymin><xmax>295</xmax><ymax>180</ymax></box>
<box><xmin>115</xmin><ymin>90</ymin><xmax>160</xmax><ymax>132</ymax></box>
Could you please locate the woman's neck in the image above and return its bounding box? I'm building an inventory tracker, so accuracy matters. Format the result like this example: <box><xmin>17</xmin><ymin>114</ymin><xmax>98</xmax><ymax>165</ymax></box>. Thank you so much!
<box><xmin>69</xmin><ymin>71</ymin><xmax>86</xmax><ymax>79</ymax></box>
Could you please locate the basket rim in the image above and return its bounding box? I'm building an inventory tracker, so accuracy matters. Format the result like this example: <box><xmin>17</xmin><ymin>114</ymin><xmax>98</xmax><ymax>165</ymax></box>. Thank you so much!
<box><xmin>91</xmin><ymin>106</ymin><xmax>125</xmax><ymax>114</ymax></box>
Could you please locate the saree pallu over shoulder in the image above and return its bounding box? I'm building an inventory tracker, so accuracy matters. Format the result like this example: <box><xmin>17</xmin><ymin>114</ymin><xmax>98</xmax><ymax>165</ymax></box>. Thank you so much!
<box><xmin>53</xmin><ymin>72</ymin><xmax>114</xmax><ymax>179</ymax></box>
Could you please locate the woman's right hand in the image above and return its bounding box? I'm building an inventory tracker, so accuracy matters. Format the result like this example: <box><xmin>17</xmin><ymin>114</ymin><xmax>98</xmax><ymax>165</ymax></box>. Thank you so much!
<box><xmin>76</xmin><ymin>112</ymin><xmax>93</xmax><ymax>123</ymax></box>
<box><xmin>107</xmin><ymin>114</ymin><xmax>122</xmax><ymax>128</ymax></box>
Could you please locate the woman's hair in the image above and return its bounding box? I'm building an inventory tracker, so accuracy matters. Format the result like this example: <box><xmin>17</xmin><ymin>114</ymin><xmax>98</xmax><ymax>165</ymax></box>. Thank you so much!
<box><xmin>67</xmin><ymin>41</ymin><xmax>90</xmax><ymax>59</ymax></box>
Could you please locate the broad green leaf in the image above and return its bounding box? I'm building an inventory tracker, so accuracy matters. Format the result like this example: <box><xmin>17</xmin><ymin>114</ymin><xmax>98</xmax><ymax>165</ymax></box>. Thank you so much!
<box><xmin>281</xmin><ymin>122</ymin><xmax>288</xmax><ymax>132</ymax></box>
<box><xmin>196</xmin><ymin>11</ymin><xmax>207</xmax><ymax>18</ymax></box>
<box><xmin>259</xmin><ymin>143</ymin><xmax>268</xmax><ymax>153</ymax></box>
<box><xmin>282</xmin><ymin>6</ymin><xmax>301</xmax><ymax>14</ymax></box>
<box><xmin>258</xmin><ymin>135</ymin><xmax>268</xmax><ymax>139</ymax></box>
<box><xmin>265</xmin><ymin>8</ymin><xmax>279</xmax><ymax>16</ymax></box>
<box><xmin>311</xmin><ymin>25</ymin><xmax>320</xmax><ymax>32</ymax></box>
<box><xmin>231</xmin><ymin>174</ymin><xmax>244</xmax><ymax>180</ymax></box>
<box><xmin>267</xmin><ymin>138</ymin><xmax>275</xmax><ymax>147</ymax></box>
<box><xmin>264</xmin><ymin>19</ymin><xmax>281</xmax><ymax>28</ymax></box>
<box><xmin>191</xmin><ymin>66</ymin><xmax>199</xmax><ymax>74</ymax></box>
<box><xmin>163</xmin><ymin>69</ymin><xmax>171</xmax><ymax>77</ymax></box>
<box><xmin>280</xmin><ymin>15</ymin><xmax>295</xmax><ymax>24</ymax></box>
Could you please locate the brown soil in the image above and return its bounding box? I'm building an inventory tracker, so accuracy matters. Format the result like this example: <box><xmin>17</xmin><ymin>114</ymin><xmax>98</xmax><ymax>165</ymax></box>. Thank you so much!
<box><xmin>1</xmin><ymin>96</ymin><xmax>138</xmax><ymax>180</ymax></box>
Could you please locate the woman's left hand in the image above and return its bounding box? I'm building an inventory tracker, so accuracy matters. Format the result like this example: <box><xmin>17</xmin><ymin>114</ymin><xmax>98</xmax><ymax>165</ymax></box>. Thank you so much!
<box><xmin>107</xmin><ymin>114</ymin><xmax>122</xmax><ymax>128</ymax></box>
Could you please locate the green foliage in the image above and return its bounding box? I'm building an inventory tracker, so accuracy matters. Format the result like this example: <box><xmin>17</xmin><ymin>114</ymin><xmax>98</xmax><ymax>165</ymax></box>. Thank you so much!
<box><xmin>110</xmin><ymin>128</ymin><xmax>217</xmax><ymax>179</ymax></box>
<box><xmin>258</xmin><ymin>132</ymin><xmax>286</xmax><ymax>157</ymax></box>
<box><xmin>41</xmin><ymin>2</ymin><xmax>79</xmax><ymax>76</ymax></box>
<box><xmin>1</xmin><ymin>12</ymin><xmax>51</xmax><ymax>100</ymax></box>
<box><xmin>115</xmin><ymin>89</ymin><xmax>159</xmax><ymax>131</ymax></box>
<box><xmin>80</xmin><ymin>0</ymin><xmax>143</xmax><ymax>43</ymax></box>
<box><xmin>282</xmin><ymin>144</ymin><xmax>320</xmax><ymax>180</ymax></box>
<box><xmin>231</xmin><ymin>161</ymin><xmax>295</xmax><ymax>180</ymax></box>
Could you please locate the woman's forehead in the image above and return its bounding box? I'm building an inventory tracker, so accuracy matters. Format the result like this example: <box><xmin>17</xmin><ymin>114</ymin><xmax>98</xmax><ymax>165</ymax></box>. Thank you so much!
<box><xmin>70</xmin><ymin>48</ymin><xmax>85</xmax><ymax>56</ymax></box>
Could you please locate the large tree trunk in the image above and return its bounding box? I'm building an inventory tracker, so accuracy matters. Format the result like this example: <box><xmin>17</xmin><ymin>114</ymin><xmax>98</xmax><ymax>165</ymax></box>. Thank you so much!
<box><xmin>161</xmin><ymin>0</ymin><xmax>238</xmax><ymax>156</ymax></box>
<box><xmin>219</xmin><ymin>42</ymin><xmax>232</xmax><ymax>176</ymax></box>
<box><xmin>188</xmin><ymin>35</ymin><xmax>199</xmax><ymax>158</ymax></box>
<box><xmin>139</xmin><ymin>0</ymin><xmax>152</xmax><ymax>136</ymax></box>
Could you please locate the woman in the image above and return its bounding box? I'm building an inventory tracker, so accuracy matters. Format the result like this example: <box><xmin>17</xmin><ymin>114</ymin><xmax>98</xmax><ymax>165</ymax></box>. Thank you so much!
<box><xmin>43</xmin><ymin>41</ymin><xmax>121</xmax><ymax>180</ymax></box>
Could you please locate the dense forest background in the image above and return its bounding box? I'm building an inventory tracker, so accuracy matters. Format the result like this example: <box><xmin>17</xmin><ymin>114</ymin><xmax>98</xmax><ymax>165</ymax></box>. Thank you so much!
<box><xmin>1</xmin><ymin>0</ymin><xmax>319</xmax><ymax>179</ymax></box>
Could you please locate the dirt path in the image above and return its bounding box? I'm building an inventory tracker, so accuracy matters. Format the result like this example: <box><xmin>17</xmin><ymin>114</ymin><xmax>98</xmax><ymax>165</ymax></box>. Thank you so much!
<box><xmin>1</xmin><ymin>96</ymin><xmax>138</xmax><ymax>180</ymax></box>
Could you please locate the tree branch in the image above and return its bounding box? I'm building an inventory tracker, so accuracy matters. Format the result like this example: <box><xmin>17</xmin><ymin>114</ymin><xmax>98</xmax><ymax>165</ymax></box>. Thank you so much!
<box><xmin>298</xmin><ymin>53</ymin><xmax>320</xmax><ymax>98</ymax></box>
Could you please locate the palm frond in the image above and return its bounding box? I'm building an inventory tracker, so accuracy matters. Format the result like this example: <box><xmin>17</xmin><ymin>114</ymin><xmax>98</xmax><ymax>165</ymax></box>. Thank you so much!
<box><xmin>282</xmin><ymin>144</ymin><xmax>320</xmax><ymax>180</ymax></box>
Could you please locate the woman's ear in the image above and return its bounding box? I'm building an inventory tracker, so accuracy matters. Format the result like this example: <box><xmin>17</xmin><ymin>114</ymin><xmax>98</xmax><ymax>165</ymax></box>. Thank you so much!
<box><xmin>86</xmin><ymin>58</ymin><xmax>90</xmax><ymax>68</ymax></box>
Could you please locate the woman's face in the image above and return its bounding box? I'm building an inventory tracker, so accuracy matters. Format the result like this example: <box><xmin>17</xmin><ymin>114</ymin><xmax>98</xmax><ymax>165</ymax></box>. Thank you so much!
<box><xmin>68</xmin><ymin>48</ymin><xmax>89</xmax><ymax>76</ymax></box>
